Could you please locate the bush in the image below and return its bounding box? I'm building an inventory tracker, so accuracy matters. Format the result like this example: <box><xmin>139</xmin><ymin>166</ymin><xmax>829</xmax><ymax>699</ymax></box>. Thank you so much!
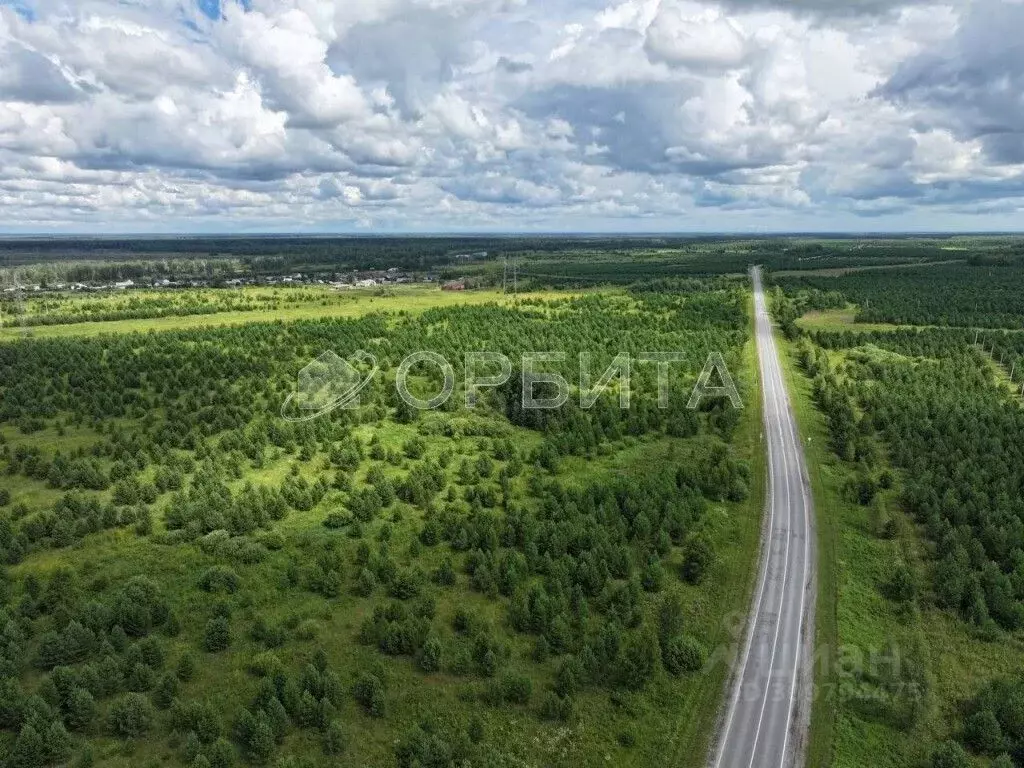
<box><xmin>681</xmin><ymin>535</ymin><xmax>714</xmax><ymax>584</ymax></box>
<box><xmin>931</xmin><ymin>741</ymin><xmax>970</xmax><ymax>768</ymax></box>
<box><xmin>324</xmin><ymin>720</ymin><xmax>347</xmax><ymax>756</ymax></box>
<box><xmin>66</xmin><ymin>687</ymin><xmax>96</xmax><ymax>729</ymax></box>
<box><xmin>353</xmin><ymin>673</ymin><xmax>386</xmax><ymax>717</ymax></box>
<box><xmin>418</xmin><ymin>636</ymin><xmax>442</xmax><ymax>673</ymax></box>
<box><xmin>964</xmin><ymin>709</ymin><xmax>1003</xmax><ymax>755</ymax></box>
<box><xmin>107</xmin><ymin>692</ymin><xmax>153</xmax><ymax>737</ymax></box>
<box><xmin>203</xmin><ymin>616</ymin><xmax>232</xmax><ymax>653</ymax></box>
<box><xmin>177</xmin><ymin>653</ymin><xmax>197</xmax><ymax>681</ymax></box>
<box><xmin>323</xmin><ymin>511</ymin><xmax>350</xmax><ymax>529</ymax></box>
<box><xmin>467</xmin><ymin>715</ymin><xmax>484</xmax><ymax>744</ymax></box>
<box><xmin>554</xmin><ymin>658</ymin><xmax>580</xmax><ymax>698</ymax></box>
<box><xmin>538</xmin><ymin>692</ymin><xmax>573</xmax><ymax>722</ymax></box>
<box><xmin>663</xmin><ymin>635</ymin><xmax>707</xmax><ymax>675</ymax></box>
<box><xmin>153</xmin><ymin>673</ymin><xmax>179</xmax><ymax>710</ymax></box>
<box><xmin>500</xmin><ymin>673</ymin><xmax>532</xmax><ymax>704</ymax></box>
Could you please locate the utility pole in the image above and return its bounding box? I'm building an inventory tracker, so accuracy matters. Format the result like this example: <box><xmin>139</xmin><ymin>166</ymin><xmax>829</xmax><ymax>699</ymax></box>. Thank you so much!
<box><xmin>974</xmin><ymin>329</ymin><xmax>980</xmax><ymax>345</ymax></box>
<box><xmin>502</xmin><ymin>257</ymin><xmax>508</xmax><ymax>294</ymax></box>
<box><xmin>513</xmin><ymin>260</ymin><xmax>518</xmax><ymax>296</ymax></box>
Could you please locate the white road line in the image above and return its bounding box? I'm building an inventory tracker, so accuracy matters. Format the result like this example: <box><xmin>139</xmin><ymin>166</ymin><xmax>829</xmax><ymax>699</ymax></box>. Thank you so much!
<box><xmin>712</xmin><ymin>267</ymin><xmax>814</xmax><ymax>768</ymax></box>
<box><xmin>776</xmin><ymin>318</ymin><xmax>812</xmax><ymax>768</ymax></box>
<box><xmin>746</xmin><ymin>304</ymin><xmax>794</xmax><ymax>768</ymax></box>
<box><xmin>712</xmin><ymin>301</ymin><xmax>779</xmax><ymax>768</ymax></box>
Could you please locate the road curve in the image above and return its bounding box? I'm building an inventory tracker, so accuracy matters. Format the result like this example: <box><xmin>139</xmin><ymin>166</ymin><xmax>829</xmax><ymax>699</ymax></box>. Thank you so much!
<box><xmin>710</xmin><ymin>267</ymin><xmax>816</xmax><ymax>768</ymax></box>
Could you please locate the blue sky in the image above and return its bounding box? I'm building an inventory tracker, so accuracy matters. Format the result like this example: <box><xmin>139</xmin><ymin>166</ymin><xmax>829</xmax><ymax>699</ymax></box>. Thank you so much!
<box><xmin>0</xmin><ymin>0</ymin><xmax>1021</xmax><ymax>233</ymax></box>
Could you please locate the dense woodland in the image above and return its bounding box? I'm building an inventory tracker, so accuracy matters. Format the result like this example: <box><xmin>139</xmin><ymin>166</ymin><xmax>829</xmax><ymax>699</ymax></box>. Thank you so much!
<box><xmin>0</xmin><ymin>279</ymin><xmax>754</xmax><ymax>768</ymax></box>
<box><xmin>4</xmin><ymin>235</ymin><xmax>1012</xmax><ymax>288</ymax></box>
<box><xmin>774</xmin><ymin>258</ymin><xmax>1024</xmax><ymax>768</ymax></box>
<box><xmin>776</xmin><ymin>260</ymin><xmax>1024</xmax><ymax>329</ymax></box>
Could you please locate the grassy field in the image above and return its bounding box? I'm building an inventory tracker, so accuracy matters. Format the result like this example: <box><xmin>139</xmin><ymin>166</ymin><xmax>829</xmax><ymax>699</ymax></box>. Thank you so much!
<box><xmin>3</xmin><ymin>403</ymin><xmax>764</xmax><ymax>768</ymax></box>
<box><xmin>0</xmin><ymin>287</ymin><xmax>579</xmax><ymax>341</ymax></box>
<box><xmin>795</xmin><ymin>307</ymin><xmax>903</xmax><ymax>333</ymax></box>
<box><xmin>0</xmin><ymin>280</ymin><xmax>764</xmax><ymax>768</ymax></box>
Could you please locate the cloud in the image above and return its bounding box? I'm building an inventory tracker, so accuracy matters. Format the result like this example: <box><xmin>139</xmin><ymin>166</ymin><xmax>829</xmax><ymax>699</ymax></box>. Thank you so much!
<box><xmin>0</xmin><ymin>0</ymin><xmax>1021</xmax><ymax>232</ymax></box>
<box><xmin>879</xmin><ymin>0</ymin><xmax>1024</xmax><ymax>164</ymax></box>
<box><xmin>645</xmin><ymin>5</ymin><xmax>749</xmax><ymax>70</ymax></box>
<box><xmin>0</xmin><ymin>46</ymin><xmax>80</xmax><ymax>103</ymax></box>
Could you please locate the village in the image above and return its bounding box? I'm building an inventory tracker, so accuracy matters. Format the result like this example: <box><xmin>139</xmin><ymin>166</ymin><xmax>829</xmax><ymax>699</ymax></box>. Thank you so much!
<box><xmin>1</xmin><ymin>267</ymin><xmax>470</xmax><ymax>295</ymax></box>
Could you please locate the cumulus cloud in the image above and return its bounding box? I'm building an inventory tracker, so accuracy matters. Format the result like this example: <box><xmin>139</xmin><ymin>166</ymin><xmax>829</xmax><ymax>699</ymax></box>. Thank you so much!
<box><xmin>0</xmin><ymin>0</ymin><xmax>1020</xmax><ymax>231</ymax></box>
<box><xmin>645</xmin><ymin>5</ymin><xmax>749</xmax><ymax>70</ymax></box>
<box><xmin>880</xmin><ymin>0</ymin><xmax>1024</xmax><ymax>164</ymax></box>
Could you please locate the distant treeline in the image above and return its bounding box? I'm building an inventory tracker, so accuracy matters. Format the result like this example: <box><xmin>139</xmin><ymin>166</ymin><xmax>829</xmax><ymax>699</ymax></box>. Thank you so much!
<box><xmin>3</xmin><ymin>235</ymin><xmax>1022</xmax><ymax>286</ymax></box>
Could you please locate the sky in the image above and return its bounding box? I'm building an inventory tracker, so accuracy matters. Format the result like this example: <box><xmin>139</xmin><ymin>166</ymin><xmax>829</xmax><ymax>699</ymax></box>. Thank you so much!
<box><xmin>0</xmin><ymin>0</ymin><xmax>1021</xmax><ymax>233</ymax></box>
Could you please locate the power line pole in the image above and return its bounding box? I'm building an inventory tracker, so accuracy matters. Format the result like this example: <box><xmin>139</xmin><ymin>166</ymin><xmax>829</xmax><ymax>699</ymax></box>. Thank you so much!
<box><xmin>502</xmin><ymin>256</ymin><xmax>508</xmax><ymax>294</ymax></box>
<box><xmin>513</xmin><ymin>260</ymin><xmax>518</xmax><ymax>296</ymax></box>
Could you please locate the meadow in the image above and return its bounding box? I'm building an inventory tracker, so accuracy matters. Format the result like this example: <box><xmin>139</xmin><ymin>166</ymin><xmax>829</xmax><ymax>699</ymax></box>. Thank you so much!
<box><xmin>0</xmin><ymin>275</ymin><xmax>762</xmax><ymax>768</ymax></box>
<box><xmin>0</xmin><ymin>287</ymin><xmax>576</xmax><ymax>341</ymax></box>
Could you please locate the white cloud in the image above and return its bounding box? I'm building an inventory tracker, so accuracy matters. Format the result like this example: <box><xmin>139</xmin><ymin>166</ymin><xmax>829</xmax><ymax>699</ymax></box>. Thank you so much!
<box><xmin>645</xmin><ymin>4</ymin><xmax>749</xmax><ymax>70</ymax></box>
<box><xmin>0</xmin><ymin>0</ymin><xmax>1020</xmax><ymax>232</ymax></box>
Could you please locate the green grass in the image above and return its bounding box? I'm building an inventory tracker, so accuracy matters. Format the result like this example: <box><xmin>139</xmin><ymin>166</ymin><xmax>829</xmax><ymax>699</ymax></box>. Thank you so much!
<box><xmin>0</xmin><ymin>287</ymin><xmax>578</xmax><ymax>340</ymax></box>
<box><xmin>795</xmin><ymin>307</ymin><xmax>904</xmax><ymax>333</ymax></box>
<box><xmin>4</xmin><ymin>414</ymin><xmax>763</xmax><ymax>767</ymax></box>
<box><xmin>0</xmin><ymin>282</ymin><xmax>763</xmax><ymax>767</ymax></box>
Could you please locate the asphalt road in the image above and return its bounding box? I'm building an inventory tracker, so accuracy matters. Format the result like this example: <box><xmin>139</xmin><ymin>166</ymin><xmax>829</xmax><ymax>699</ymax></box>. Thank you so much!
<box><xmin>711</xmin><ymin>267</ymin><xmax>815</xmax><ymax>768</ymax></box>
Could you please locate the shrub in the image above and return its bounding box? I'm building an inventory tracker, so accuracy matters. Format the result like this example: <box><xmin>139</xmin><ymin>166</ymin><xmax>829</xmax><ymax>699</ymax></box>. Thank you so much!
<box><xmin>931</xmin><ymin>741</ymin><xmax>970</xmax><ymax>768</ymax></box>
<box><xmin>107</xmin><ymin>692</ymin><xmax>153</xmax><ymax>737</ymax></box>
<box><xmin>964</xmin><ymin>709</ymin><xmax>1003</xmax><ymax>755</ymax></box>
<box><xmin>323</xmin><ymin>511</ymin><xmax>350</xmax><ymax>529</ymax></box>
<box><xmin>467</xmin><ymin>715</ymin><xmax>484</xmax><ymax>744</ymax></box>
<box><xmin>500</xmin><ymin>673</ymin><xmax>532</xmax><ymax>704</ymax></box>
<box><xmin>538</xmin><ymin>692</ymin><xmax>573</xmax><ymax>722</ymax></box>
<box><xmin>153</xmin><ymin>674</ymin><xmax>179</xmax><ymax>710</ymax></box>
<box><xmin>555</xmin><ymin>658</ymin><xmax>581</xmax><ymax>698</ymax></box>
<box><xmin>177</xmin><ymin>653</ymin><xmax>197</xmax><ymax>681</ymax></box>
<box><xmin>681</xmin><ymin>535</ymin><xmax>714</xmax><ymax>584</ymax></box>
<box><xmin>324</xmin><ymin>720</ymin><xmax>347</xmax><ymax>756</ymax></box>
<box><xmin>203</xmin><ymin>616</ymin><xmax>232</xmax><ymax>653</ymax></box>
<box><xmin>418</xmin><ymin>637</ymin><xmax>442</xmax><ymax>673</ymax></box>
<box><xmin>353</xmin><ymin>673</ymin><xmax>386</xmax><ymax>717</ymax></box>
<box><xmin>663</xmin><ymin>635</ymin><xmax>707</xmax><ymax>675</ymax></box>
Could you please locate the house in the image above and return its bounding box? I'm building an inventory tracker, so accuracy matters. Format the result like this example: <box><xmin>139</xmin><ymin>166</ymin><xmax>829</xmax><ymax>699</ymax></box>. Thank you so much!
<box><xmin>442</xmin><ymin>280</ymin><xmax>466</xmax><ymax>291</ymax></box>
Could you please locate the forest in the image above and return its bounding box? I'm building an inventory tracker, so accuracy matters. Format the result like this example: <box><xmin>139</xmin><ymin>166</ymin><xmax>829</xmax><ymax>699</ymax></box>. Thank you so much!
<box><xmin>3</xmin><ymin>234</ymin><xmax>1011</xmax><ymax>289</ymax></box>
<box><xmin>776</xmin><ymin>260</ymin><xmax>1024</xmax><ymax>329</ymax></box>
<box><xmin>772</xmin><ymin>252</ymin><xmax>1024</xmax><ymax>768</ymax></box>
<box><xmin>0</xmin><ymin>272</ymin><xmax>759</xmax><ymax>768</ymax></box>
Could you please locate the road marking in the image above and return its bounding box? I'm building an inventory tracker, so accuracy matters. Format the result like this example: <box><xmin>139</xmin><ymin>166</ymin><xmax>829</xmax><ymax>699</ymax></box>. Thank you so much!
<box><xmin>746</xmin><ymin>290</ymin><xmax>794</xmax><ymax>768</ymax></box>
<box><xmin>775</xmin><ymin>313</ymin><xmax>812</xmax><ymax>768</ymax></box>
<box><xmin>713</xmin><ymin>267</ymin><xmax>814</xmax><ymax>768</ymax></box>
